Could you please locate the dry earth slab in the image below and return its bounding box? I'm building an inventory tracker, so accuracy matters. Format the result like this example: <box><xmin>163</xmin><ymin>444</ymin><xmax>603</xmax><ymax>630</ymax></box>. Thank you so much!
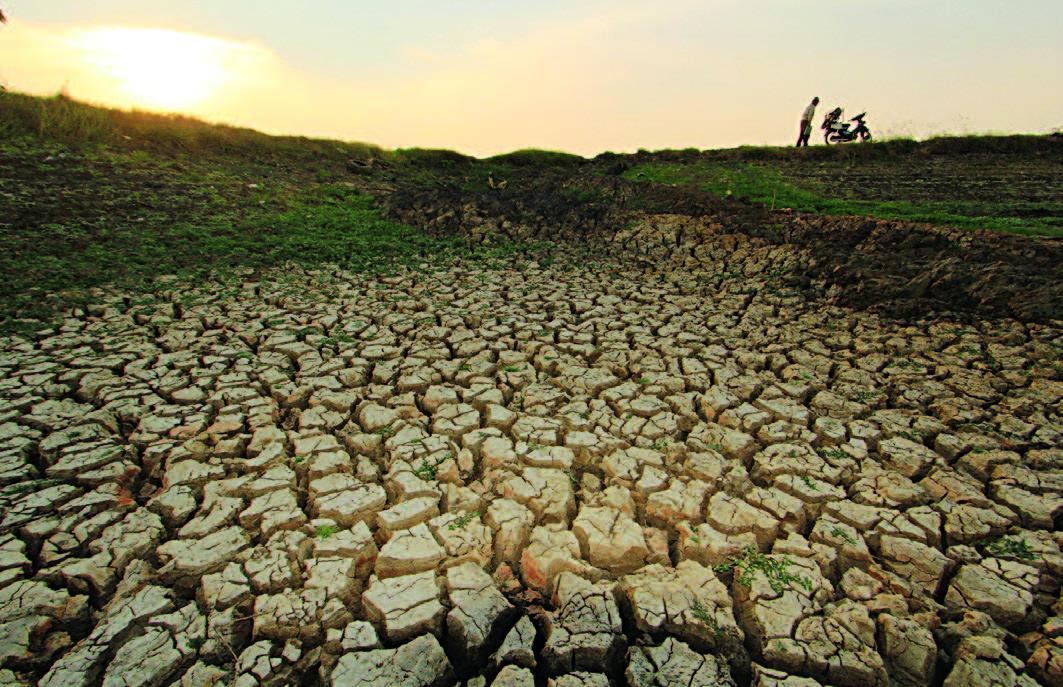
<box><xmin>0</xmin><ymin>249</ymin><xmax>1060</xmax><ymax>686</ymax></box>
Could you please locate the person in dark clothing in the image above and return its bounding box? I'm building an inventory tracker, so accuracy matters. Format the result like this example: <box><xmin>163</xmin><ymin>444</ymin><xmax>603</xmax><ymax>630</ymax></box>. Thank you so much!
<box><xmin>796</xmin><ymin>96</ymin><xmax>819</xmax><ymax>147</ymax></box>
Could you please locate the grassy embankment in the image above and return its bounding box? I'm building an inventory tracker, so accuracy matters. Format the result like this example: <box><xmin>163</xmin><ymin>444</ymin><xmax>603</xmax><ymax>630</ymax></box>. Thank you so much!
<box><xmin>2</xmin><ymin>91</ymin><xmax>1059</xmax><ymax>332</ymax></box>
<box><xmin>0</xmin><ymin>93</ymin><xmax>552</xmax><ymax>333</ymax></box>
<box><xmin>622</xmin><ymin>138</ymin><xmax>1063</xmax><ymax>238</ymax></box>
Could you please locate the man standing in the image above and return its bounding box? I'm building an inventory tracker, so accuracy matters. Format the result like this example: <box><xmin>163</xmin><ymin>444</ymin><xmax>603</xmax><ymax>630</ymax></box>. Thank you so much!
<box><xmin>796</xmin><ymin>97</ymin><xmax>819</xmax><ymax>147</ymax></box>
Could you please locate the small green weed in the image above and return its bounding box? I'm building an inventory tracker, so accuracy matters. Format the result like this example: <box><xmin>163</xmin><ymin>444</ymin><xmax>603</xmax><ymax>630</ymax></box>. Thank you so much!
<box><xmin>985</xmin><ymin>536</ymin><xmax>1039</xmax><ymax>561</ymax></box>
<box><xmin>447</xmin><ymin>511</ymin><xmax>480</xmax><ymax>531</ymax></box>
<box><xmin>315</xmin><ymin>524</ymin><xmax>339</xmax><ymax>540</ymax></box>
<box><xmin>565</xmin><ymin>469</ymin><xmax>580</xmax><ymax>489</ymax></box>
<box><xmin>712</xmin><ymin>547</ymin><xmax>812</xmax><ymax>595</ymax></box>
<box><xmin>690</xmin><ymin>599</ymin><xmax>723</xmax><ymax>638</ymax></box>
<box><xmin>830</xmin><ymin>527</ymin><xmax>858</xmax><ymax>545</ymax></box>
<box><xmin>819</xmin><ymin>448</ymin><xmax>849</xmax><ymax>462</ymax></box>
<box><xmin>413</xmin><ymin>453</ymin><xmax>450</xmax><ymax>481</ymax></box>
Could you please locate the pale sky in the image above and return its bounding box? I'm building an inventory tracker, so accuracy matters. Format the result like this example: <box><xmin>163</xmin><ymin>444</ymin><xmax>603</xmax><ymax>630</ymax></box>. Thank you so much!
<box><xmin>3</xmin><ymin>1</ymin><xmax>1061</xmax><ymax>156</ymax></box>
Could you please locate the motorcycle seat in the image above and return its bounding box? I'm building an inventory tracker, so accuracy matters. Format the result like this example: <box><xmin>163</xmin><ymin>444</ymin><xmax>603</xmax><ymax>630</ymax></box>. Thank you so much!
<box><xmin>851</xmin><ymin>113</ymin><xmax>866</xmax><ymax>121</ymax></box>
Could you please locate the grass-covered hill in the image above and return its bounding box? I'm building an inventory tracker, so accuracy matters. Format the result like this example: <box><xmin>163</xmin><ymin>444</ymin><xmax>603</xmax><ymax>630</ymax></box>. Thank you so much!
<box><xmin>1</xmin><ymin>91</ymin><xmax>1060</xmax><ymax>332</ymax></box>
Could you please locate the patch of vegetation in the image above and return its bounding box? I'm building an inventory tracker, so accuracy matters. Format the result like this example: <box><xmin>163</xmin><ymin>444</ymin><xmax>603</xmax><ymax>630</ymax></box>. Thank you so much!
<box><xmin>690</xmin><ymin>599</ymin><xmax>723</xmax><ymax>638</ymax></box>
<box><xmin>564</xmin><ymin>469</ymin><xmax>581</xmax><ymax>489</ymax></box>
<box><xmin>819</xmin><ymin>447</ymin><xmax>850</xmax><ymax>462</ymax></box>
<box><xmin>291</xmin><ymin>455</ymin><xmax>306</xmax><ymax>465</ymax></box>
<box><xmin>712</xmin><ymin>546</ymin><xmax>812</xmax><ymax>595</ymax></box>
<box><xmin>830</xmin><ymin>526</ymin><xmax>858</xmax><ymax>545</ymax></box>
<box><xmin>985</xmin><ymin>535</ymin><xmax>1039</xmax><ymax>561</ymax></box>
<box><xmin>315</xmin><ymin>524</ymin><xmax>339</xmax><ymax>540</ymax></box>
<box><xmin>447</xmin><ymin>511</ymin><xmax>480</xmax><ymax>531</ymax></box>
<box><xmin>0</xmin><ymin>93</ymin><xmax>553</xmax><ymax>333</ymax></box>
<box><xmin>887</xmin><ymin>358</ymin><xmax>925</xmax><ymax>371</ymax></box>
<box><xmin>623</xmin><ymin>157</ymin><xmax>1062</xmax><ymax>238</ymax></box>
<box><xmin>487</xmin><ymin>149</ymin><xmax>585</xmax><ymax>167</ymax></box>
<box><xmin>2</xmin><ymin>479</ymin><xmax>60</xmax><ymax>497</ymax></box>
<box><xmin>0</xmin><ymin>91</ymin><xmax>383</xmax><ymax>157</ymax></box>
<box><xmin>561</xmin><ymin>183</ymin><xmax>609</xmax><ymax>204</ymax></box>
<box><xmin>798</xmin><ymin>475</ymin><xmax>820</xmax><ymax>491</ymax></box>
<box><xmin>413</xmin><ymin>453</ymin><xmax>450</xmax><ymax>481</ymax></box>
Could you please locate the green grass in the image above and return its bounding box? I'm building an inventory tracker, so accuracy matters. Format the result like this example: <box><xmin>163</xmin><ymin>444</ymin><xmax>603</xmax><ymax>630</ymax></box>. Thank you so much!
<box><xmin>413</xmin><ymin>453</ymin><xmax>450</xmax><ymax>481</ymax></box>
<box><xmin>315</xmin><ymin>524</ymin><xmax>339</xmax><ymax>540</ymax></box>
<box><xmin>0</xmin><ymin>91</ymin><xmax>383</xmax><ymax>161</ymax></box>
<box><xmin>689</xmin><ymin>599</ymin><xmax>723</xmax><ymax>637</ymax></box>
<box><xmin>984</xmin><ymin>535</ymin><xmax>1039</xmax><ymax>561</ymax></box>
<box><xmin>0</xmin><ymin>94</ymin><xmax>562</xmax><ymax>332</ymax></box>
<box><xmin>632</xmin><ymin>134</ymin><xmax>1062</xmax><ymax>162</ymax></box>
<box><xmin>712</xmin><ymin>546</ymin><xmax>812</xmax><ymax>595</ymax></box>
<box><xmin>447</xmin><ymin>511</ymin><xmax>480</xmax><ymax>531</ymax></box>
<box><xmin>0</xmin><ymin>172</ymin><xmax>531</xmax><ymax>330</ymax></box>
<box><xmin>486</xmin><ymin>148</ymin><xmax>584</xmax><ymax>166</ymax></box>
<box><xmin>623</xmin><ymin>160</ymin><xmax>1062</xmax><ymax>237</ymax></box>
<box><xmin>2</xmin><ymin>90</ymin><xmax>1058</xmax><ymax>333</ymax></box>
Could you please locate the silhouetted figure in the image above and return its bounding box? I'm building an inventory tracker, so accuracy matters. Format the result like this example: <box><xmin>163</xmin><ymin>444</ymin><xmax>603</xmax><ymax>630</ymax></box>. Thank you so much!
<box><xmin>796</xmin><ymin>97</ymin><xmax>819</xmax><ymax>147</ymax></box>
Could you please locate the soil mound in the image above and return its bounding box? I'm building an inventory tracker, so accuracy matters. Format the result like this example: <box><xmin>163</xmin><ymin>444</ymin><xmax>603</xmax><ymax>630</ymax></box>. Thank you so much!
<box><xmin>383</xmin><ymin>161</ymin><xmax>1062</xmax><ymax>323</ymax></box>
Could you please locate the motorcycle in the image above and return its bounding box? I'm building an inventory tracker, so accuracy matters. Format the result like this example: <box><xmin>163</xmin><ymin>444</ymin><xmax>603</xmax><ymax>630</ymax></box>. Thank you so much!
<box><xmin>822</xmin><ymin>108</ymin><xmax>873</xmax><ymax>144</ymax></box>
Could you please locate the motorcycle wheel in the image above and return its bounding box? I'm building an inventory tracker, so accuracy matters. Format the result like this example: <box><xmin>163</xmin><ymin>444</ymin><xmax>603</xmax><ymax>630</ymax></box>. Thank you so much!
<box><xmin>860</xmin><ymin>130</ymin><xmax>873</xmax><ymax>142</ymax></box>
<box><xmin>824</xmin><ymin>133</ymin><xmax>834</xmax><ymax>145</ymax></box>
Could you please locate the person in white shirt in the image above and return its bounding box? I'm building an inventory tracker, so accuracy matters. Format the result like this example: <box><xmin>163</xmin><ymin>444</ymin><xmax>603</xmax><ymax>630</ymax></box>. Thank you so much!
<box><xmin>796</xmin><ymin>97</ymin><xmax>819</xmax><ymax>147</ymax></box>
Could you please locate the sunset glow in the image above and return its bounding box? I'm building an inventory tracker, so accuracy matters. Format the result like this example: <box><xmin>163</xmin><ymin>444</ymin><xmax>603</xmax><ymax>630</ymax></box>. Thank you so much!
<box><xmin>2</xmin><ymin>1</ymin><xmax>1061</xmax><ymax>154</ymax></box>
<box><xmin>67</xmin><ymin>27</ymin><xmax>248</xmax><ymax>111</ymax></box>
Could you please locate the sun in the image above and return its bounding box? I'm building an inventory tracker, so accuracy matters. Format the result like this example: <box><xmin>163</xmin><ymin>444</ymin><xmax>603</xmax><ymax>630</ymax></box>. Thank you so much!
<box><xmin>71</xmin><ymin>27</ymin><xmax>242</xmax><ymax>111</ymax></box>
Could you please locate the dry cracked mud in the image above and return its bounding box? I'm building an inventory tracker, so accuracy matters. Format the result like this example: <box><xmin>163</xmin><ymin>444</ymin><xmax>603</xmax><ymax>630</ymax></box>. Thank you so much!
<box><xmin>0</xmin><ymin>228</ymin><xmax>1061</xmax><ymax>687</ymax></box>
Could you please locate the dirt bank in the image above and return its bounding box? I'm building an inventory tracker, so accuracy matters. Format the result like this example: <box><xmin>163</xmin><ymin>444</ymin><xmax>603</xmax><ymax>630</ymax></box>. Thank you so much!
<box><xmin>381</xmin><ymin>160</ymin><xmax>1062</xmax><ymax>323</ymax></box>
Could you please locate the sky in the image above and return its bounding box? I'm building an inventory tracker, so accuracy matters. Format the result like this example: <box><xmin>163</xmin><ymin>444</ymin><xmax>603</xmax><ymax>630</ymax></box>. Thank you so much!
<box><xmin>2</xmin><ymin>1</ymin><xmax>1062</xmax><ymax>156</ymax></box>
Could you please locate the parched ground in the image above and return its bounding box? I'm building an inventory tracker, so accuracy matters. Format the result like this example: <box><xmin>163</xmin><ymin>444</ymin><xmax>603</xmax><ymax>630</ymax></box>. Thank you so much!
<box><xmin>1</xmin><ymin>97</ymin><xmax>1061</xmax><ymax>686</ymax></box>
<box><xmin>2</xmin><ymin>228</ymin><xmax>1061</xmax><ymax>687</ymax></box>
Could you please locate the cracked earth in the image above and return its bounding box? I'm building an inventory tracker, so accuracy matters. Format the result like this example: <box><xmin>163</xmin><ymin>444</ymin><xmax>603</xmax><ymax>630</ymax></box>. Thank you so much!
<box><xmin>0</xmin><ymin>228</ymin><xmax>1061</xmax><ymax>686</ymax></box>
